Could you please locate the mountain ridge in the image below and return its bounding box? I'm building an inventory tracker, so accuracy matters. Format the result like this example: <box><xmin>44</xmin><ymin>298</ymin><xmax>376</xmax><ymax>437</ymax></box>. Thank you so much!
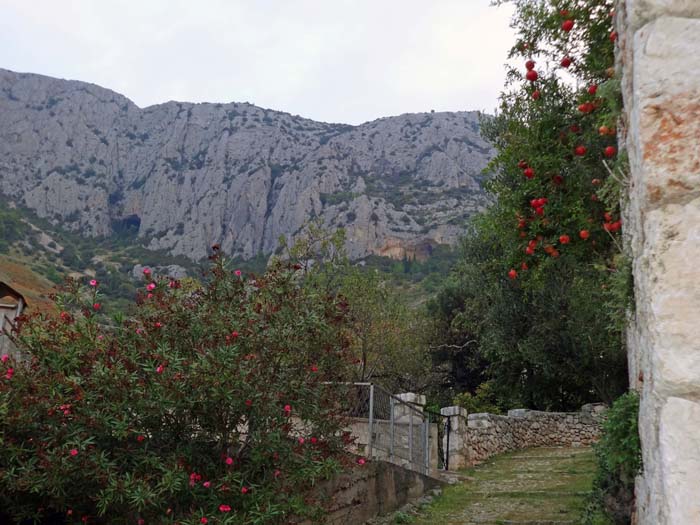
<box><xmin>0</xmin><ymin>68</ymin><xmax>494</xmax><ymax>261</ymax></box>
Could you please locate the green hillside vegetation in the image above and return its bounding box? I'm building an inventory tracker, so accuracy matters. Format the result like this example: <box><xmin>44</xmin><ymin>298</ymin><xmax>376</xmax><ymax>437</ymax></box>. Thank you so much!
<box><xmin>1</xmin><ymin>195</ymin><xmax>461</xmax><ymax>314</ymax></box>
<box><xmin>0</xmin><ymin>197</ymin><xmax>198</xmax><ymax>312</ymax></box>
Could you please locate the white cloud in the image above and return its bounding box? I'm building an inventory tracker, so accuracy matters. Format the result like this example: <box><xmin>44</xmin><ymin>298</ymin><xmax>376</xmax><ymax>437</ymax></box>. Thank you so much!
<box><xmin>0</xmin><ymin>0</ymin><xmax>515</xmax><ymax>124</ymax></box>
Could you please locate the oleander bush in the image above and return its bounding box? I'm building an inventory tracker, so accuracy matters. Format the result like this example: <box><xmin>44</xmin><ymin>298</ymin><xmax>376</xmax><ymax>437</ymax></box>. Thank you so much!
<box><xmin>0</xmin><ymin>253</ymin><xmax>355</xmax><ymax>524</ymax></box>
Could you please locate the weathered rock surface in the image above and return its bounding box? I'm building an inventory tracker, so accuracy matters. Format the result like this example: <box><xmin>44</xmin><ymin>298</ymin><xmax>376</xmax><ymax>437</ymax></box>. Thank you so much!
<box><xmin>619</xmin><ymin>1</ymin><xmax>700</xmax><ymax>523</ymax></box>
<box><xmin>0</xmin><ymin>68</ymin><xmax>493</xmax><ymax>261</ymax></box>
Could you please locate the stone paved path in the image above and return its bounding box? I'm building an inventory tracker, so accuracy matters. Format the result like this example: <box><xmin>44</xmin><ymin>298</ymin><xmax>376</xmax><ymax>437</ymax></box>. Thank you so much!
<box><xmin>411</xmin><ymin>447</ymin><xmax>596</xmax><ymax>525</ymax></box>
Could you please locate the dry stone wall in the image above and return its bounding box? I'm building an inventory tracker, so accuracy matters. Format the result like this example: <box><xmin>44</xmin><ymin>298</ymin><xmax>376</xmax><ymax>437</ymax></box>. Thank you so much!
<box><xmin>618</xmin><ymin>1</ymin><xmax>700</xmax><ymax>523</ymax></box>
<box><xmin>441</xmin><ymin>404</ymin><xmax>606</xmax><ymax>469</ymax></box>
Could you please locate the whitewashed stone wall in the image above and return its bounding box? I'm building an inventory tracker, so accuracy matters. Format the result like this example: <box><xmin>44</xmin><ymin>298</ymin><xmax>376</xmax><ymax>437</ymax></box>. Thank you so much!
<box><xmin>440</xmin><ymin>404</ymin><xmax>606</xmax><ymax>469</ymax></box>
<box><xmin>618</xmin><ymin>1</ymin><xmax>700</xmax><ymax>523</ymax></box>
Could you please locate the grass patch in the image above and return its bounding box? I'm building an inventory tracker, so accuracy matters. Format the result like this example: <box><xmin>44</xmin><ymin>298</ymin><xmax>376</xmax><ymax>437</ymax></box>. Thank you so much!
<box><xmin>413</xmin><ymin>447</ymin><xmax>597</xmax><ymax>524</ymax></box>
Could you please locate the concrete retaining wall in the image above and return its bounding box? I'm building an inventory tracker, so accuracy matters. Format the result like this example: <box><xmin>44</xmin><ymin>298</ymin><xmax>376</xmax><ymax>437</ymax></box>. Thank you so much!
<box><xmin>295</xmin><ymin>460</ymin><xmax>444</xmax><ymax>525</ymax></box>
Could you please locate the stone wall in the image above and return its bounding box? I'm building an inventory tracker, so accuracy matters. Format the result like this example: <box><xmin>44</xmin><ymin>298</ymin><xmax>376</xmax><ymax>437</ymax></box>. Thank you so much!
<box><xmin>441</xmin><ymin>404</ymin><xmax>606</xmax><ymax>469</ymax></box>
<box><xmin>294</xmin><ymin>460</ymin><xmax>443</xmax><ymax>525</ymax></box>
<box><xmin>617</xmin><ymin>1</ymin><xmax>700</xmax><ymax>523</ymax></box>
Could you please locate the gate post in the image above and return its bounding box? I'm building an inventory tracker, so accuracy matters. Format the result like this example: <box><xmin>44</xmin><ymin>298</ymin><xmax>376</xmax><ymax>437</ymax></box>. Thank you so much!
<box><xmin>367</xmin><ymin>384</ymin><xmax>374</xmax><ymax>459</ymax></box>
<box><xmin>389</xmin><ymin>396</ymin><xmax>395</xmax><ymax>461</ymax></box>
<box><xmin>423</xmin><ymin>416</ymin><xmax>430</xmax><ymax>475</ymax></box>
<box><xmin>441</xmin><ymin>406</ymin><xmax>468</xmax><ymax>470</ymax></box>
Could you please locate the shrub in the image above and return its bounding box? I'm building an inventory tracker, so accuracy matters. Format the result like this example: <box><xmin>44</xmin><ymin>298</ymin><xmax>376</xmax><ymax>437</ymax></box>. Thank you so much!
<box><xmin>583</xmin><ymin>391</ymin><xmax>641</xmax><ymax>524</ymax></box>
<box><xmin>0</xmin><ymin>254</ymin><xmax>355</xmax><ymax>524</ymax></box>
<box><xmin>453</xmin><ymin>382</ymin><xmax>502</xmax><ymax>415</ymax></box>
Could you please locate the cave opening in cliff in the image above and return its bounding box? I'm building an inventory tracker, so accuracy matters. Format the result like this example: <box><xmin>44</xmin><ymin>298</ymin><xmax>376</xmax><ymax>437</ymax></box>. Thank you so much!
<box><xmin>111</xmin><ymin>214</ymin><xmax>141</xmax><ymax>237</ymax></box>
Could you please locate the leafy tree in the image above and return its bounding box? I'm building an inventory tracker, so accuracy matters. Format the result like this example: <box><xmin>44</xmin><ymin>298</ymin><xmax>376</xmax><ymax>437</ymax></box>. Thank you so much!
<box><xmin>430</xmin><ymin>0</ymin><xmax>628</xmax><ymax>410</ymax></box>
<box><xmin>426</xmin><ymin>229</ymin><xmax>502</xmax><ymax>405</ymax></box>
<box><xmin>337</xmin><ymin>267</ymin><xmax>430</xmax><ymax>394</ymax></box>
<box><xmin>279</xmin><ymin>221</ymin><xmax>431</xmax><ymax>394</ymax></box>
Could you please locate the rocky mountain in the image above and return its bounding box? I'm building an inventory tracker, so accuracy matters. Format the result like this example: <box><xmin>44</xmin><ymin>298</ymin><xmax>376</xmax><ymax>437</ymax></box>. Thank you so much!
<box><xmin>0</xmin><ymin>68</ymin><xmax>494</xmax><ymax>261</ymax></box>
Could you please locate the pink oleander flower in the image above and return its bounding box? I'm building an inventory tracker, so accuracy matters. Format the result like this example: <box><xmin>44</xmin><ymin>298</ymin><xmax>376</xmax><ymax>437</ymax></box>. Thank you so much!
<box><xmin>1</xmin><ymin>354</ymin><xmax>8</xmax><ymax>363</ymax></box>
<box><xmin>274</xmin><ymin>469</ymin><xmax>281</xmax><ymax>478</ymax></box>
<box><xmin>189</xmin><ymin>472</ymin><xmax>202</xmax><ymax>487</ymax></box>
<box><xmin>310</xmin><ymin>364</ymin><xmax>318</xmax><ymax>372</ymax></box>
<box><xmin>311</xmin><ymin>437</ymin><xmax>317</xmax><ymax>444</ymax></box>
<box><xmin>70</xmin><ymin>448</ymin><xmax>78</xmax><ymax>457</ymax></box>
<box><xmin>147</xmin><ymin>293</ymin><xmax>153</xmax><ymax>299</ymax></box>
<box><xmin>225</xmin><ymin>456</ymin><xmax>234</xmax><ymax>465</ymax></box>
<box><xmin>89</xmin><ymin>279</ymin><xmax>98</xmax><ymax>287</ymax></box>
<box><xmin>156</xmin><ymin>365</ymin><xmax>164</xmax><ymax>374</ymax></box>
<box><xmin>283</xmin><ymin>404</ymin><xmax>292</xmax><ymax>415</ymax></box>
<box><xmin>5</xmin><ymin>368</ymin><xmax>14</xmax><ymax>380</ymax></box>
<box><xmin>168</xmin><ymin>280</ymin><xmax>176</xmax><ymax>288</ymax></box>
<box><xmin>92</xmin><ymin>303</ymin><xmax>101</xmax><ymax>311</ymax></box>
<box><xmin>357</xmin><ymin>457</ymin><xmax>366</xmax><ymax>466</ymax></box>
<box><xmin>200</xmin><ymin>518</ymin><xmax>208</xmax><ymax>524</ymax></box>
<box><xmin>241</xmin><ymin>486</ymin><xmax>249</xmax><ymax>494</ymax></box>
<box><xmin>143</xmin><ymin>268</ymin><xmax>151</xmax><ymax>276</ymax></box>
<box><xmin>298</xmin><ymin>437</ymin><xmax>305</xmax><ymax>445</ymax></box>
<box><xmin>203</xmin><ymin>481</ymin><xmax>211</xmax><ymax>488</ymax></box>
<box><xmin>219</xmin><ymin>504</ymin><xmax>231</xmax><ymax>513</ymax></box>
<box><xmin>97</xmin><ymin>335</ymin><xmax>104</xmax><ymax>340</ymax></box>
<box><xmin>135</xmin><ymin>328</ymin><xmax>143</xmax><ymax>335</ymax></box>
<box><xmin>153</xmin><ymin>322</ymin><xmax>163</xmax><ymax>328</ymax></box>
<box><xmin>234</xmin><ymin>269</ymin><xmax>242</xmax><ymax>277</ymax></box>
<box><xmin>146</xmin><ymin>283</ymin><xmax>156</xmax><ymax>291</ymax></box>
<box><xmin>136</xmin><ymin>435</ymin><xmax>145</xmax><ymax>442</ymax></box>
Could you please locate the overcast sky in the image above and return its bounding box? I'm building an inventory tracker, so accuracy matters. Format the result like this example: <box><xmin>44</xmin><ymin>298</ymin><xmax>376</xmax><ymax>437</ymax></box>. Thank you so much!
<box><xmin>1</xmin><ymin>0</ymin><xmax>515</xmax><ymax>125</ymax></box>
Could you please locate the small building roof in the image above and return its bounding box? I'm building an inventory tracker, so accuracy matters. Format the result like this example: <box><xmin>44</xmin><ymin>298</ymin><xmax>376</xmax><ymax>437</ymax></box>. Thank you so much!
<box><xmin>0</xmin><ymin>281</ymin><xmax>28</xmax><ymax>308</ymax></box>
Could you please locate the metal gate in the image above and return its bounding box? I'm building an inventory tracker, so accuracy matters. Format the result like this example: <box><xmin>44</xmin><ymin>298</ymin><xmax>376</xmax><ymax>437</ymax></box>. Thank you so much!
<box><xmin>343</xmin><ymin>383</ymin><xmax>441</xmax><ymax>476</ymax></box>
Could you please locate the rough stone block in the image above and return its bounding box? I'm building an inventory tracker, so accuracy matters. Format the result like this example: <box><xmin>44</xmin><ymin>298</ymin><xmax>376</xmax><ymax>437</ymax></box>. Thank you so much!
<box><xmin>631</xmin><ymin>17</ymin><xmax>700</xmax><ymax>209</ymax></box>
<box><xmin>441</xmin><ymin>406</ymin><xmax>467</xmax><ymax>418</ymax></box>
<box><xmin>396</xmin><ymin>393</ymin><xmax>426</xmax><ymax>407</ymax></box>
<box><xmin>659</xmin><ymin>397</ymin><xmax>700</xmax><ymax>523</ymax></box>
<box><xmin>626</xmin><ymin>0</ymin><xmax>700</xmax><ymax>32</ymax></box>
<box><xmin>642</xmin><ymin>199</ymin><xmax>700</xmax><ymax>396</ymax></box>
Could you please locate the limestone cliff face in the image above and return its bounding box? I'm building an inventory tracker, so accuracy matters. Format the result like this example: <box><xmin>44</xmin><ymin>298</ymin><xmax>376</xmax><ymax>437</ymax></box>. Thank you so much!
<box><xmin>0</xmin><ymin>68</ymin><xmax>493</xmax><ymax>260</ymax></box>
